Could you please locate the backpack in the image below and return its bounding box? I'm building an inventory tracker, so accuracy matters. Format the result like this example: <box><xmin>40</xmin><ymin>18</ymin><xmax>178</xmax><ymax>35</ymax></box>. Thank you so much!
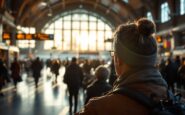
<box><xmin>112</xmin><ymin>87</ymin><xmax>185</xmax><ymax>115</ymax></box>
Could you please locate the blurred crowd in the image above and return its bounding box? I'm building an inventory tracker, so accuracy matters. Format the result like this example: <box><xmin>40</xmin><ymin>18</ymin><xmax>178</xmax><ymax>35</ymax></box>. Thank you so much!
<box><xmin>0</xmin><ymin>54</ymin><xmax>185</xmax><ymax>114</ymax></box>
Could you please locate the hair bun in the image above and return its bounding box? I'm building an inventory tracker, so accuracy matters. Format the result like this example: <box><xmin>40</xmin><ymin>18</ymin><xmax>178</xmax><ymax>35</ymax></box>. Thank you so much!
<box><xmin>137</xmin><ymin>18</ymin><xmax>155</xmax><ymax>37</ymax></box>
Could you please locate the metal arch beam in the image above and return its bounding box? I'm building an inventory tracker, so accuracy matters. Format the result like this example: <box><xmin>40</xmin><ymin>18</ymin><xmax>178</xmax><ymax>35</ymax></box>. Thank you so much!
<box><xmin>140</xmin><ymin>0</ymin><xmax>153</xmax><ymax>11</ymax></box>
<box><xmin>25</xmin><ymin>0</ymin><xmax>123</xmax><ymax>28</ymax></box>
<box><xmin>114</xmin><ymin>0</ymin><xmax>139</xmax><ymax>19</ymax></box>
<box><xmin>0</xmin><ymin>0</ymin><xmax>5</xmax><ymax>8</ymax></box>
<box><xmin>19</xmin><ymin>0</ymin><xmax>136</xmax><ymax>26</ymax></box>
<box><xmin>19</xmin><ymin>0</ymin><xmax>44</xmax><ymax>25</ymax></box>
<box><xmin>17</xmin><ymin>0</ymin><xmax>31</xmax><ymax>18</ymax></box>
<box><xmin>167</xmin><ymin>0</ymin><xmax>176</xmax><ymax>16</ymax></box>
<box><xmin>32</xmin><ymin>3</ymin><xmax>123</xmax><ymax>31</ymax></box>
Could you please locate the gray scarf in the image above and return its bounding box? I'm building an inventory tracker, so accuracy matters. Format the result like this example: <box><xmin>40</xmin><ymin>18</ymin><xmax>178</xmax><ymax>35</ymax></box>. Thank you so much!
<box><xmin>113</xmin><ymin>68</ymin><xmax>168</xmax><ymax>91</ymax></box>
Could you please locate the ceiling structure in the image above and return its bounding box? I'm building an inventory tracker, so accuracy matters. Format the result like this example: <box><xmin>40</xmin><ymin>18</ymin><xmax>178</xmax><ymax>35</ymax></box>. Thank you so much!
<box><xmin>0</xmin><ymin>0</ymin><xmax>159</xmax><ymax>31</ymax></box>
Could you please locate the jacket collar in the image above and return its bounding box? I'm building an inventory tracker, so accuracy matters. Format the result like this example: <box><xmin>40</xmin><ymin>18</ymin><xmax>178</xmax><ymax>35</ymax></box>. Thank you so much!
<box><xmin>113</xmin><ymin>67</ymin><xmax>168</xmax><ymax>91</ymax></box>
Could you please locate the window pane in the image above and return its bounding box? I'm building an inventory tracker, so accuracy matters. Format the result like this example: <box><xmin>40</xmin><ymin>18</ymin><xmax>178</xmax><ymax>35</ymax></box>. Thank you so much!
<box><xmin>63</xmin><ymin>30</ymin><xmax>71</xmax><ymax>50</ymax></box>
<box><xmin>64</xmin><ymin>21</ymin><xmax>71</xmax><ymax>29</ymax></box>
<box><xmin>72</xmin><ymin>14</ymin><xmax>80</xmax><ymax>21</ymax></box>
<box><xmin>55</xmin><ymin>21</ymin><xmax>62</xmax><ymax>29</ymax></box>
<box><xmin>180</xmin><ymin>0</ymin><xmax>185</xmax><ymax>15</ymax></box>
<box><xmin>72</xmin><ymin>21</ymin><xmax>80</xmax><ymax>30</ymax></box>
<box><xmin>105</xmin><ymin>25</ymin><xmax>111</xmax><ymax>31</ymax></box>
<box><xmin>81</xmin><ymin>14</ymin><xmax>88</xmax><ymax>21</ymax></box>
<box><xmin>44</xmin><ymin>41</ymin><xmax>54</xmax><ymax>49</ymax></box>
<box><xmin>161</xmin><ymin>2</ymin><xmax>170</xmax><ymax>23</ymax></box>
<box><xmin>81</xmin><ymin>21</ymin><xmax>88</xmax><ymax>30</ymax></box>
<box><xmin>89</xmin><ymin>31</ymin><xmax>96</xmax><ymax>51</ymax></box>
<box><xmin>72</xmin><ymin>30</ymin><xmax>80</xmax><ymax>51</ymax></box>
<box><xmin>48</xmin><ymin>23</ymin><xmax>54</xmax><ymax>29</ymax></box>
<box><xmin>97</xmin><ymin>31</ymin><xmax>104</xmax><ymax>51</ymax></box>
<box><xmin>98</xmin><ymin>21</ymin><xmax>105</xmax><ymax>30</ymax></box>
<box><xmin>54</xmin><ymin>30</ymin><xmax>62</xmax><ymax>49</ymax></box>
<box><xmin>89</xmin><ymin>16</ymin><xmax>96</xmax><ymax>21</ymax></box>
<box><xmin>89</xmin><ymin>22</ymin><xmax>96</xmax><ymax>30</ymax></box>
<box><xmin>64</xmin><ymin>15</ymin><xmax>71</xmax><ymax>21</ymax></box>
<box><xmin>45</xmin><ymin>29</ymin><xmax>54</xmax><ymax>34</ymax></box>
<box><xmin>79</xmin><ymin>31</ymin><xmax>88</xmax><ymax>51</ymax></box>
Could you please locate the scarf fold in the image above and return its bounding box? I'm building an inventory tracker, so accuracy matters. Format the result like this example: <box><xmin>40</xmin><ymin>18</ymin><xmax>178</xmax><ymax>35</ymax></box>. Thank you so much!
<box><xmin>113</xmin><ymin>68</ymin><xmax>168</xmax><ymax>91</ymax></box>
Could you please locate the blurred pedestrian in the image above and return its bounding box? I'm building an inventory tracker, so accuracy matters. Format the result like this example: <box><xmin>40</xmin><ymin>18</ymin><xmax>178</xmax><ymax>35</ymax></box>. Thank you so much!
<box><xmin>51</xmin><ymin>59</ymin><xmax>61</xmax><ymax>83</ymax></box>
<box><xmin>31</xmin><ymin>57</ymin><xmax>43</xmax><ymax>88</ymax></box>
<box><xmin>178</xmin><ymin>58</ymin><xmax>185</xmax><ymax>89</ymax></box>
<box><xmin>64</xmin><ymin>57</ymin><xmax>84</xmax><ymax>114</ymax></box>
<box><xmin>10</xmin><ymin>57</ymin><xmax>21</xmax><ymax>89</ymax></box>
<box><xmin>0</xmin><ymin>59</ymin><xmax>8</xmax><ymax>96</ymax></box>
<box><xmin>85</xmin><ymin>65</ymin><xmax>112</xmax><ymax>104</ymax></box>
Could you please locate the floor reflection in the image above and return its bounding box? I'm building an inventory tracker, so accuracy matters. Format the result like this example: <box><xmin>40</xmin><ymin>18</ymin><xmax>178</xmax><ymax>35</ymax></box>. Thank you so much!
<box><xmin>0</xmin><ymin>66</ymin><xmax>84</xmax><ymax>115</ymax></box>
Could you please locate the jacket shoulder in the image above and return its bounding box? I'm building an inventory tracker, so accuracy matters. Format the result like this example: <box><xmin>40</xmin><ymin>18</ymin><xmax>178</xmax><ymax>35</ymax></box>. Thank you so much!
<box><xmin>77</xmin><ymin>93</ymin><xmax>148</xmax><ymax>115</ymax></box>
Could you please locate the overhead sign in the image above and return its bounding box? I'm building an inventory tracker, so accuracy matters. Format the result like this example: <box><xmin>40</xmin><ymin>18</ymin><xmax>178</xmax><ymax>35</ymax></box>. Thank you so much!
<box><xmin>2</xmin><ymin>33</ymin><xmax>54</xmax><ymax>40</ymax></box>
<box><xmin>2</xmin><ymin>33</ymin><xmax>11</xmax><ymax>40</ymax></box>
<box><xmin>34</xmin><ymin>33</ymin><xmax>54</xmax><ymax>40</ymax></box>
<box><xmin>16</xmin><ymin>33</ymin><xmax>25</xmax><ymax>40</ymax></box>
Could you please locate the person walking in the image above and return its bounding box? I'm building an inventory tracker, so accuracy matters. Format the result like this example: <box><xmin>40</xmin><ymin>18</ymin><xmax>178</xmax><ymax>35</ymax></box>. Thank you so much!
<box><xmin>31</xmin><ymin>57</ymin><xmax>43</xmax><ymax>88</ymax></box>
<box><xmin>64</xmin><ymin>57</ymin><xmax>84</xmax><ymax>114</ymax></box>
<box><xmin>0</xmin><ymin>59</ymin><xmax>8</xmax><ymax>96</ymax></box>
<box><xmin>76</xmin><ymin>18</ymin><xmax>168</xmax><ymax>115</ymax></box>
<box><xmin>10</xmin><ymin>57</ymin><xmax>21</xmax><ymax>89</ymax></box>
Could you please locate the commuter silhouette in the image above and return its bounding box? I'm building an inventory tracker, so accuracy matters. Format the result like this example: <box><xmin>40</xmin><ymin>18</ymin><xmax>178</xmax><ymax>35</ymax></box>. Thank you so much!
<box><xmin>10</xmin><ymin>57</ymin><xmax>21</xmax><ymax>89</ymax></box>
<box><xmin>64</xmin><ymin>57</ymin><xmax>84</xmax><ymax>114</ymax></box>
<box><xmin>51</xmin><ymin>59</ymin><xmax>61</xmax><ymax>83</ymax></box>
<box><xmin>76</xmin><ymin>18</ymin><xmax>168</xmax><ymax>115</ymax></box>
<box><xmin>0</xmin><ymin>59</ymin><xmax>8</xmax><ymax>96</ymax></box>
<box><xmin>31</xmin><ymin>57</ymin><xmax>43</xmax><ymax>88</ymax></box>
<box><xmin>164</xmin><ymin>58</ymin><xmax>178</xmax><ymax>93</ymax></box>
<box><xmin>85</xmin><ymin>65</ymin><xmax>112</xmax><ymax>104</ymax></box>
<box><xmin>178</xmin><ymin>58</ymin><xmax>185</xmax><ymax>89</ymax></box>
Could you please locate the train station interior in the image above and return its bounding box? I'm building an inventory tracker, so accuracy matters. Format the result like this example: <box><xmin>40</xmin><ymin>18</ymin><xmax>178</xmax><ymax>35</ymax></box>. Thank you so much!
<box><xmin>0</xmin><ymin>0</ymin><xmax>185</xmax><ymax>115</ymax></box>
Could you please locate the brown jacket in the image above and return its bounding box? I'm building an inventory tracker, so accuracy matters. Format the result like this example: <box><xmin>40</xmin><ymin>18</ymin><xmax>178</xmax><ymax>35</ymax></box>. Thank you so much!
<box><xmin>76</xmin><ymin>68</ymin><xmax>168</xmax><ymax>115</ymax></box>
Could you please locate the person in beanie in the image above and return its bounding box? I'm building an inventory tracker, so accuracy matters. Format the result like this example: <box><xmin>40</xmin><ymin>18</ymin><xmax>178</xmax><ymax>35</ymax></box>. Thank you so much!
<box><xmin>85</xmin><ymin>65</ymin><xmax>112</xmax><ymax>104</ymax></box>
<box><xmin>76</xmin><ymin>18</ymin><xmax>168</xmax><ymax>115</ymax></box>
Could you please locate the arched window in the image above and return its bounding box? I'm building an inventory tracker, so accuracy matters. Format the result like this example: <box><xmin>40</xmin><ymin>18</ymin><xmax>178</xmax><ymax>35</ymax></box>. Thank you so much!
<box><xmin>161</xmin><ymin>2</ymin><xmax>170</xmax><ymax>23</ymax></box>
<box><xmin>180</xmin><ymin>0</ymin><xmax>185</xmax><ymax>15</ymax></box>
<box><xmin>42</xmin><ymin>10</ymin><xmax>113</xmax><ymax>52</ymax></box>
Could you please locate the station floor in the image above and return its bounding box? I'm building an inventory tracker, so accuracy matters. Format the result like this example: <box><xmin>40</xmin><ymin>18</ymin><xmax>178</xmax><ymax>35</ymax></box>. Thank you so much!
<box><xmin>1</xmin><ymin>66</ymin><xmax>185</xmax><ymax>115</ymax></box>
<box><xmin>0</xmin><ymin>66</ymin><xmax>84</xmax><ymax>115</ymax></box>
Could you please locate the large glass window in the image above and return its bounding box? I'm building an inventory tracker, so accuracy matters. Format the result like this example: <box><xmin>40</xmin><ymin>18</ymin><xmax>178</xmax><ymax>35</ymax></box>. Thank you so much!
<box><xmin>42</xmin><ymin>10</ymin><xmax>113</xmax><ymax>52</ymax></box>
<box><xmin>180</xmin><ymin>0</ymin><xmax>185</xmax><ymax>15</ymax></box>
<box><xmin>161</xmin><ymin>2</ymin><xmax>170</xmax><ymax>23</ymax></box>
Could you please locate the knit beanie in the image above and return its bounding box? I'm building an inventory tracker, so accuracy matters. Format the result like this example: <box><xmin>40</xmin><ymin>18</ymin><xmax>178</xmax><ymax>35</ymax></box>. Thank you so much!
<box><xmin>113</xmin><ymin>18</ymin><xmax>157</xmax><ymax>66</ymax></box>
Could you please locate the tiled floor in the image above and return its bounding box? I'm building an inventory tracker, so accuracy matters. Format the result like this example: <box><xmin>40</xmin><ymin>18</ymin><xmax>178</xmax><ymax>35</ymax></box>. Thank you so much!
<box><xmin>0</xmin><ymin>66</ymin><xmax>84</xmax><ymax>115</ymax></box>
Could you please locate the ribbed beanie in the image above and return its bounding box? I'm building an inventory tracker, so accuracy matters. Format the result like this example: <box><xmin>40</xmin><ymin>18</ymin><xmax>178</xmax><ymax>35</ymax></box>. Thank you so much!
<box><xmin>113</xmin><ymin>18</ymin><xmax>157</xmax><ymax>66</ymax></box>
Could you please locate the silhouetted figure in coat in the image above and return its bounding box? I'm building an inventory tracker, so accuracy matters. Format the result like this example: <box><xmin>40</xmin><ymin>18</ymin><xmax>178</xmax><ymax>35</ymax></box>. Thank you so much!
<box><xmin>175</xmin><ymin>55</ymin><xmax>181</xmax><ymax>88</ymax></box>
<box><xmin>64</xmin><ymin>57</ymin><xmax>84</xmax><ymax>114</ymax></box>
<box><xmin>165</xmin><ymin>58</ymin><xmax>178</xmax><ymax>93</ymax></box>
<box><xmin>85</xmin><ymin>65</ymin><xmax>112</xmax><ymax>104</ymax></box>
<box><xmin>0</xmin><ymin>60</ymin><xmax>8</xmax><ymax>96</ymax></box>
<box><xmin>31</xmin><ymin>57</ymin><xmax>43</xmax><ymax>88</ymax></box>
<box><xmin>51</xmin><ymin>59</ymin><xmax>61</xmax><ymax>83</ymax></box>
<box><xmin>10</xmin><ymin>57</ymin><xmax>21</xmax><ymax>89</ymax></box>
<box><xmin>178</xmin><ymin>58</ymin><xmax>185</xmax><ymax>89</ymax></box>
